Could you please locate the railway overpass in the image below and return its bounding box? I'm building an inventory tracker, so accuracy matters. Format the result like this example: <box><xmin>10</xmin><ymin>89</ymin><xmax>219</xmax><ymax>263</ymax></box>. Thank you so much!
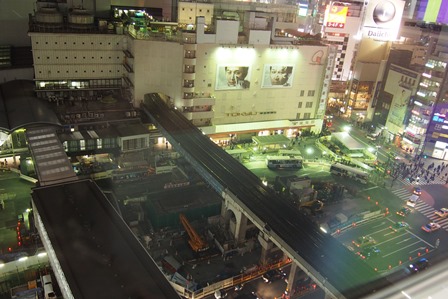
<box><xmin>141</xmin><ymin>93</ymin><xmax>391</xmax><ymax>299</ymax></box>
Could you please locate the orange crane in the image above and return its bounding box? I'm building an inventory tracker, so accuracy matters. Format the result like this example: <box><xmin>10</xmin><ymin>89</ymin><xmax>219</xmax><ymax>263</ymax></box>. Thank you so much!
<box><xmin>179</xmin><ymin>213</ymin><xmax>209</xmax><ymax>252</ymax></box>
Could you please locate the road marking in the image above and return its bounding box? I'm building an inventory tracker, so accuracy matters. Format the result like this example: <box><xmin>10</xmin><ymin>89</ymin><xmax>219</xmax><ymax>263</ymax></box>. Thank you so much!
<box><xmin>404</xmin><ymin>229</ymin><xmax>434</xmax><ymax>248</ymax></box>
<box><xmin>397</xmin><ymin>237</ymin><xmax>412</xmax><ymax>244</ymax></box>
<box><xmin>410</xmin><ymin>246</ymin><xmax>427</xmax><ymax>253</ymax></box>
<box><xmin>362</xmin><ymin>186</ymin><xmax>379</xmax><ymax>191</ymax></box>
<box><xmin>376</xmin><ymin>233</ymin><xmax>411</xmax><ymax>246</ymax></box>
<box><xmin>372</xmin><ymin>222</ymin><xmax>387</xmax><ymax>228</ymax></box>
<box><xmin>382</xmin><ymin>241</ymin><xmax>421</xmax><ymax>258</ymax></box>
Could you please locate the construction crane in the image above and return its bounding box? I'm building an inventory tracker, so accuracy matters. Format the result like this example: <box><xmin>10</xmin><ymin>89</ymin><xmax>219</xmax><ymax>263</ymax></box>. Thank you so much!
<box><xmin>179</xmin><ymin>213</ymin><xmax>209</xmax><ymax>253</ymax></box>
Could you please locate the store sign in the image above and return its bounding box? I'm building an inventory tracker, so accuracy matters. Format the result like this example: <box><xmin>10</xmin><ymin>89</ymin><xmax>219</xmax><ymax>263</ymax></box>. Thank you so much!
<box><xmin>362</xmin><ymin>0</ymin><xmax>405</xmax><ymax>41</ymax></box>
<box><xmin>325</xmin><ymin>2</ymin><xmax>349</xmax><ymax>28</ymax></box>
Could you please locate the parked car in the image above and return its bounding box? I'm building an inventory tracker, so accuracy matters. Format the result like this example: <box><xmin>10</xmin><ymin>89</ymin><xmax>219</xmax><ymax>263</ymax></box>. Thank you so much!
<box><xmin>358</xmin><ymin>246</ymin><xmax>381</xmax><ymax>259</ymax></box>
<box><xmin>407</xmin><ymin>258</ymin><xmax>429</xmax><ymax>273</ymax></box>
<box><xmin>352</xmin><ymin>236</ymin><xmax>376</xmax><ymax>248</ymax></box>
<box><xmin>390</xmin><ymin>221</ymin><xmax>410</xmax><ymax>232</ymax></box>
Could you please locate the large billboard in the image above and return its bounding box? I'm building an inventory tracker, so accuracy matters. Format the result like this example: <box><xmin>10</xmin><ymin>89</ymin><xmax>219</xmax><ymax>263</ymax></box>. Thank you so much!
<box><xmin>261</xmin><ymin>65</ymin><xmax>295</xmax><ymax>88</ymax></box>
<box><xmin>362</xmin><ymin>0</ymin><xmax>405</xmax><ymax>41</ymax></box>
<box><xmin>215</xmin><ymin>65</ymin><xmax>251</xmax><ymax>90</ymax></box>
<box><xmin>388</xmin><ymin>87</ymin><xmax>411</xmax><ymax>126</ymax></box>
<box><xmin>324</xmin><ymin>2</ymin><xmax>349</xmax><ymax>29</ymax></box>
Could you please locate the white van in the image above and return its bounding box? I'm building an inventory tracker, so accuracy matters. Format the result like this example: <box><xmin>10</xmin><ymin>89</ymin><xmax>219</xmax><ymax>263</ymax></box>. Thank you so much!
<box><xmin>42</xmin><ymin>275</ymin><xmax>56</xmax><ymax>299</ymax></box>
<box><xmin>407</xmin><ymin>194</ymin><xmax>420</xmax><ymax>208</ymax></box>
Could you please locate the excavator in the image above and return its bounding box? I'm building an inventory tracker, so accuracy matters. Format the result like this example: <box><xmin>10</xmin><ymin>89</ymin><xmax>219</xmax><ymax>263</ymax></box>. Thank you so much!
<box><xmin>179</xmin><ymin>213</ymin><xmax>209</xmax><ymax>253</ymax></box>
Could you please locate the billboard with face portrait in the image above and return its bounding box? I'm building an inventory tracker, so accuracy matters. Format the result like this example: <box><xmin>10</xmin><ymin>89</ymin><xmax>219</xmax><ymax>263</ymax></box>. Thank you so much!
<box><xmin>215</xmin><ymin>65</ymin><xmax>251</xmax><ymax>90</ymax></box>
<box><xmin>261</xmin><ymin>65</ymin><xmax>294</xmax><ymax>88</ymax></box>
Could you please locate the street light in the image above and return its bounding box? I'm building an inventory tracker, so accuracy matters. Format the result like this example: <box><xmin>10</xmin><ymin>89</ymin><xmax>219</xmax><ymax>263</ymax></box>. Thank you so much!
<box><xmin>306</xmin><ymin>148</ymin><xmax>314</xmax><ymax>155</ymax></box>
<box><xmin>343</xmin><ymin>125</ymin><xmax>351</xmax><ymax>132</ymax></box>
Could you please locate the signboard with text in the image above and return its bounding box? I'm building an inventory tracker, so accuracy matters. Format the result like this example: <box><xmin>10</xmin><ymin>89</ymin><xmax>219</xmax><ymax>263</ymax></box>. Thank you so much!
<box><xmin>325</xmin><ymin>2</ymin><xmax>349</xmax><ymax>29</ymax></box>
<box><xmin>362</xmin><ymin>0</ymin><xmax>405</xmax><ymax>41</ymax></box>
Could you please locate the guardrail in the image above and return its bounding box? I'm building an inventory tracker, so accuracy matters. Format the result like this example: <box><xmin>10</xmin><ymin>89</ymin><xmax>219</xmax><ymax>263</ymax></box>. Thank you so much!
<box><xmin>173</xmin><ymin>259</ymin><xmax>291</xmax><ymax>298</ymax></box>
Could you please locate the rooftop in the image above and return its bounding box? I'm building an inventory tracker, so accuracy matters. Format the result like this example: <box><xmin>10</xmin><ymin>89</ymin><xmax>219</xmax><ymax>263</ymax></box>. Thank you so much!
<box><xmin>31</xmin><ymin>179</ymin><xmax>181</xmax><ymax>299</ymax></box>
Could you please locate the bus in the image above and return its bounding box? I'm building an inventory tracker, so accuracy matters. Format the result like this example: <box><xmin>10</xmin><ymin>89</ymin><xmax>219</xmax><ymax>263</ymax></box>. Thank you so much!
<box><xmin>111</xmin><ymin>167</ymin><xmax>155</xmax><ymax>184</ymax></box>
<box><xmin>329</xmin><ymin>163</ymin><xmax>369</xmax><ymax>184</ymax></box>
<box><xmin>266</xmin><ymin>155</ymin><xmax>303</xmax><ymax>169</ymax></box>
<box><xmin>278</xmin><ymin>149</ymin><xmax>302</xmax><ymax>156</ymax></box>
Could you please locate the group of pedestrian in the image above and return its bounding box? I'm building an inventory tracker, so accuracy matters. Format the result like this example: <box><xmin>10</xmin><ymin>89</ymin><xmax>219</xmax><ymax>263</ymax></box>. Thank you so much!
<box><xmin>391</xmin><ymin>154</ymin><xmax>448</xmax><ymax>184</ymax></box>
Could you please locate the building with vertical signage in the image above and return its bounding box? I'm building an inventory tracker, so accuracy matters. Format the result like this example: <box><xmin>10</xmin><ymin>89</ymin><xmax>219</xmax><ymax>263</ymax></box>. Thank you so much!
<box><xmin>322</xmin><ymin>1</ymin><xmax>364</xmax><ymax>82</ymax></box>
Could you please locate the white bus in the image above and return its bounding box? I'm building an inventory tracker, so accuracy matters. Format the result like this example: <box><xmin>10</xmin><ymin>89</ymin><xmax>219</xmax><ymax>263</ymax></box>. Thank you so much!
<box><xmin>278</xmin><ymin>149</ymin><xmax>302</xmax><ymax>156</ymax></box>
<box><xmin>266</xmin><ymin>155</ymin><xmax>303</xmax><ymax>169</ymax></box>
<box><xmin>330</xmin><ymin>163</ymin><xmax>369</xmax><ymax>184</ymax></box>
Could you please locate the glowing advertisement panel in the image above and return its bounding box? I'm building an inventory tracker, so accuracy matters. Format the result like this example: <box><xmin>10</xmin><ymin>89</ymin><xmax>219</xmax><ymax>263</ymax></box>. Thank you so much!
<box><xmin>215</xmin><ymin>65</ymin><xmax>251</xmax><ymax>90</ymax></box>
<box><xmin>362</xmin><ymin>0</ymin><xmax>405</xmax><ymax>41</ymax></box>
<box><xmin>388</xmin><ymin>87</ymin><xmax>411</xmax><ymax>127</ymax></box>
<box><xmin>261</xmin><ymin>65</ymin><xmax>295</xmax><ymax>88</ymax></box>
<box><xmin>325</xmin><ymin>2</ymin><xmax>349</xmax><ymax>29</ymax></box>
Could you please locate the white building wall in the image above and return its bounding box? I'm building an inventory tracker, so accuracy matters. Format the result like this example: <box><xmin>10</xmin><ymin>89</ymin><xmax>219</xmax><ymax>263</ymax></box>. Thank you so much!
<box><xmin>215</xmin><ymin>20</ymin><xmax>239</xmax><ymax>44</ymax></box>
<box><xmin>30</xmin><ymin>33</ymin><xmax>126</xmax><ymax>81</ymax></box>
<box><xmin>178</xmin><ymin>2</ymin><xmax>214</xmax><ymax>25</ymax></box>
<box><xmin>132</xmin><ymin>39</ymin><xmax>183</xmax><ymax>105</ymax></box>
<box><xmin>192</xmin><ymin>44</ymin><xmax>328</xmax><ymax>126</ymax></box>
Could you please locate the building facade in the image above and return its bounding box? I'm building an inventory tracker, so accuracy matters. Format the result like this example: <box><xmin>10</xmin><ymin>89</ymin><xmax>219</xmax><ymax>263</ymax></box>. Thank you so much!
<box><xmin>28</xmin><ymin>1</ymin><xmax>331</xmax><ymax>145</ymax></box>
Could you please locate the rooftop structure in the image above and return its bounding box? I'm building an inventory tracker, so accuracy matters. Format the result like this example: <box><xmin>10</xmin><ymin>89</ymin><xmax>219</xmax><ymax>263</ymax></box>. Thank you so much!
<box><xmin>32</xmin><ymin>179</ymin><xmax>181</xmax><ymax>299</ymax></box>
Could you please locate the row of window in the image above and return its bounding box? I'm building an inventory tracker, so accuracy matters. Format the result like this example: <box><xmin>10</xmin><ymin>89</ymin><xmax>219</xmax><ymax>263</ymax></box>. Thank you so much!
<box><xmin>123</xmin><ymin>138</ymin><xmax>147</xmax><ymax>151</ymax></box>
<box><xmin>37</xmin><ymin>69</ymin><xmax>122</xmax><ymax>74</ymax></box>
<box><xmin>181</xmin><ymin>8</ymin><xmax>211</xmax><ymax>13</ymax></box>
<box><xmin>296</xmin><ymin>112</ymin><xmax>311</xmax><ymax>119</ymax></box>
<box><xmin>35</xmin><ymin>56</ymin><xmax>122</xmax><ymax>60</ymax></box>
<box><xmin>298</xmin><ymin>101</ymin><xmax>314</xmax><ymax>108</ymax></box>
<box><xmin>35</xmin><ymin>41</ymin><xmax>121</xmax><ymax>46</ymax></box>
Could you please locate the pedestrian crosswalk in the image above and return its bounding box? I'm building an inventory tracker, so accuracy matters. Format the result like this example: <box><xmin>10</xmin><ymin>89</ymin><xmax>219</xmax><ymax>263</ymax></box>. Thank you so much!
<box><xmin>415</xmin><ymin>201</ymin><xmax>448</xmax><ymax>231</ymax></box>
<box><xmin>396</xmin><ymin>176</ymin><xmax>446</xmax><ymax>186</ymax></box>
<box><xmin>391</xmin><ymin>187</ymin><xmax>412</xmax><ymax>201</ymax></box>
<box><xmin>391</xmin><ymin>187</ymin><xmax>448</xmax><ymax>231</ymax></box>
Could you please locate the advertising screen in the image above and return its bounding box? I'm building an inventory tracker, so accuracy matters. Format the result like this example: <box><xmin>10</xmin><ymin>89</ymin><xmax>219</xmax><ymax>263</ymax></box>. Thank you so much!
<box><xmin>215</xmin><ymin>65</ymin><xmax>251</xmax><ymax>90</ymax></box>
<box><xmin>362</xmin><ymin>0</ymin><xmax>405</xmax><ymax>41</ymax></box>
<box><xmin>261</xmin><ymin>65</ymin><xmax>295</xmax><ymax>88</ymax></box>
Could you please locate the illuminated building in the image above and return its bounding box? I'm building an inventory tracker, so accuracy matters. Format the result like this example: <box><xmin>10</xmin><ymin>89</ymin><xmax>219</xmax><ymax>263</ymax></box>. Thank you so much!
<box><xmin>27</xmin><ymin>0</ymin><xmax>332</xmax><ymax>144</ymax></box>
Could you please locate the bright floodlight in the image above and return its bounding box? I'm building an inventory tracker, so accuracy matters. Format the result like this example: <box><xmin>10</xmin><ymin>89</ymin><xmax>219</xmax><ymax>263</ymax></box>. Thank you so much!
<box><xmin>18</xmin><ymin>256</ymin><xmax>28</xmax><ymax>262</ymax></box>
<box><xmin>343</xmin><ymin>125</ymin><xmax>351</xmax><ymax>132</ymax></box>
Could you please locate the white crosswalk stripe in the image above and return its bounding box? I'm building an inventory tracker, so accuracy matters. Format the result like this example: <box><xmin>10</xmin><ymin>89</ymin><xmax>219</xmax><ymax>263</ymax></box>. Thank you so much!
<box><xmin>412</xmin><ymin>203</ymin><xmax>448</xmax><ymax>232</ymax></box>
<box><xmin>391</xmin><ymin>180</ymin><xmax>448</xmax><ymax>231</ymax></box>
<box><xmin>391</xmin><ymin>188</ymin><xmax>412</xmax><ymax>201</ymax></box>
